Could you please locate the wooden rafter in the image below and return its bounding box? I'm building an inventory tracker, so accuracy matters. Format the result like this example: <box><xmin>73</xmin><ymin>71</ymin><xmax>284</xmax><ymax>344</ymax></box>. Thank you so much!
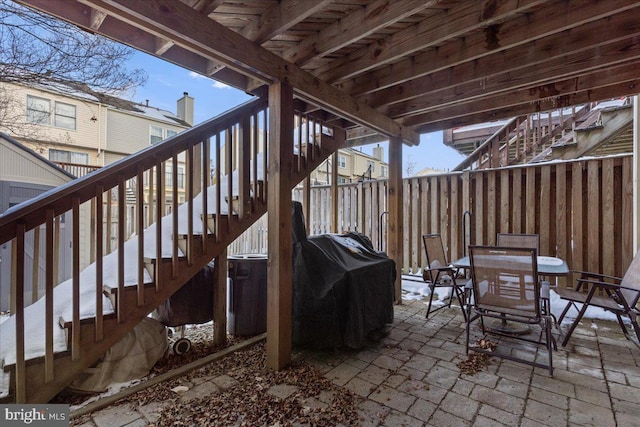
<box><xmin>335</xmin><ymin>0</ymin><xmax>639</xmax><ymax>96</ymax></box>
<box><xmin>62</xmin><ymin>0</ymin><xmax>418</xmax><ymax>144</ymax></box>
<box><xmin>240</xmin><ymin>0</ymin><xmax>332</xmax><ymax>44</ymax></box>
<box><xmin>281</xmin><ymin>0</ymin><xmax>435</xmax><ymax>65</ymax></box>
<box><xmin>317</xmin><ymin>0</ymin><xmax>547</xmax><ymax>83</ymax></box>
<box><xmin>14</xmin><ymin>0</ymin><xmax>640</xmax><ymax>136</ymax></box>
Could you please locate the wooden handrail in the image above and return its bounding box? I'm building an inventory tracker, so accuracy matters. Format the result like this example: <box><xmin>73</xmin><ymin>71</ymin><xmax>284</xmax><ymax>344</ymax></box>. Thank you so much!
<box><xmin>0</xmin><ymin>97</ymin><xmax>267</xmax><ymax>244</ymax></box>
<box><xmin>453</xmin><ymin>115</ymin><xmax>527</xmax><ymax>171</ymax></box>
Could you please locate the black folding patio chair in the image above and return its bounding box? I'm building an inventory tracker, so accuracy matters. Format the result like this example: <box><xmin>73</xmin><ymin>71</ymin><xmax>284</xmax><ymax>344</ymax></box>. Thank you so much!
<box><xmin>467</xmin><ymin>245</ymin><xmax>554</xmax><ymax>375</ymax></box>
<box><xmin>422</xmin><ymin>234</ymin><xmax>469</xmax><ymax>321</ymax></box>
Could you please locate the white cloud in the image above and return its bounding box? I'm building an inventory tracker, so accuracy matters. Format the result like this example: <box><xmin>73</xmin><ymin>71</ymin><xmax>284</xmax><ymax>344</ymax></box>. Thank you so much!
<box><xmin>188</xmin><ymin>71</ymin><xmax>206</xmax><ymax>79</ymax></box>
<box><xmin>213</xmin><ymin>81</ymin><xmax>230</xmax><ymax>89</ymax></box>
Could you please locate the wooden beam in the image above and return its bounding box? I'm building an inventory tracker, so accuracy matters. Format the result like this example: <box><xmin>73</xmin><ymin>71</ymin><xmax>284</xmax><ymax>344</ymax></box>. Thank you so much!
<box><xmin>413</xmin><ymin>80</ymin><xmax>640</xmax><ymax>133</ymax></box>
<box><xmin>393</xmin><ymin>48</ymin><xmax>640</xmax><ymax>124</ymax></box>
<box><xmin>37</xmin><ymin>0</ymin><xmax>416</xmax><ymax>144</ymax></box>
<box><xmin>191</xmin><ymin>0</ymin><xmax>224</xmax><ymax>16</ymax></box>
<box><xmin>402</xmin><ymin>61</ymin><xmax>640</xmax><ymax>125</ymax></box>
<box><xmin>336</xmin><ymin>0</ymin><xmax>639</xmax><ymax>96</ymax></box>
<box><xmin>318</xmin><ymin>0</ymin><xmax>546</xmax><ymax>83</ymax></box>
<box><xmin>266</xmin><ymin>81</ymin><xmax>294</xmax><ymax>370</ymax></box>
<box><xmin>89</xmin><ymin>9</ymin><xmax>106</xmax><ymax>29</ymax></box>
<box><xmin>241</xmin><ymin>0</ymin><xmax>331</xmax><ymax>44</ymax></box>
<box><xmin>369</xmin><ymin>12</ymin><xmax>640</xmax><ymax>114</ymax></box>
<box><xmin>387</xmin><ymin>137</ymin><xmax>403</xmax><ymax>303</ymax></box>
<box><xmin>154</xmin><ymin>37</ymin><xmax>174</xmax><ymax>55</ymax></box>
<box><xmin>282</xmin><ymin>0</ymin><xmax>433</xmax><ymax>65</ymax></box>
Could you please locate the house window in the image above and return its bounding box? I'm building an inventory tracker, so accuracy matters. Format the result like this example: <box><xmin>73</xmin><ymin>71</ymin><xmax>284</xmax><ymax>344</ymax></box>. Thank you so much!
<box><xmin>49</xmin><ymin>149</ymin><xmax>88</xmax><ymax>165</ymax></box>
<box><xmin>26</xmin><ymin>95</ymin><xmax>50</xmax><ymax>125</ymax></box>
<box><xmin>177</xmin><ymin>166</ymin><xmax>185</xmax><ymax>189</ymax></box>
<box><xmin>54</xmin><ymin>102</ymin><xmax>76</xmax><ymax>130</ymax></box>
<box><xmin>338</xmin><ymin>155</ymin><xmax>346</xmax><ymax>168</ymax></box>
<box><xmin>150</xmin><ymin>126</ymin><xmax>163</xmax><ymax>145</ymax></box>
<box><xmin>337</xmin><ymin>176</ymin><xmax>347</xmax><ymax>184</ymax></box>
<box><xmin>381</xmin><ymin>165</ymin><xmax>388</xmax><ymax>177</ymax></box>
<box><xmin>150</xmin><ymin>126</ymin><xmax>179</xmax><ymax>145</ymax></box>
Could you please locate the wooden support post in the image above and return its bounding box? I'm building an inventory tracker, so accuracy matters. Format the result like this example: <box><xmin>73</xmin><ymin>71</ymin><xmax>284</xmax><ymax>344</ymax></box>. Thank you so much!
<box><xmin>303</xmin><ymin>176</ymin><xmax>311</xmax><ymax>233</ymax></box>
<box><xmin>239</xmin><ymin>114</ymin><xmax>251</xmax><ymax>218</ymax></box>
<box><xmin>213</xmin><ymin>249</ymin><xmax>227</xmax><ymax>346</ymax></box>
<box><xmin>633</xmin><ymin>95</ymin><xmax>640</xmax><ymax>253</ymax></box>
<box><xmin>331</xmin><ymin>151</ymin><xmax>339</xmax><ymax>233</ymax></box>
<box><xmin>388</xmin><ymin>137</ymin><xmax>403</xmax><ymax>303</ymax></box>
<box><xmin>267</xmin><ymin>81</ymin><xmax>293</xmax><ymax>370</ymax></box>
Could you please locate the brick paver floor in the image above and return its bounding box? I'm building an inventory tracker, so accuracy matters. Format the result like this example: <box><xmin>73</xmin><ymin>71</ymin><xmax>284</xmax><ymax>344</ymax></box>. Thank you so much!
<box><xmin>75</xmin><ymin>298</ymin><xmax>640</xmax><ymax>426</ymax></box>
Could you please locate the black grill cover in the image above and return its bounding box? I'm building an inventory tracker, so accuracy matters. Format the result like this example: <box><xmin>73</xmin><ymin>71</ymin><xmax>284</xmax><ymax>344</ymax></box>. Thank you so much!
<box><xmin>292</xmin><ymin>202</ymin><xmax>395</xmax><ymax>349</ymax></box>
<box><xmin>153</xmin><ymin>261</ymin><xmax>216</xmax><ymax>327</ymax></box>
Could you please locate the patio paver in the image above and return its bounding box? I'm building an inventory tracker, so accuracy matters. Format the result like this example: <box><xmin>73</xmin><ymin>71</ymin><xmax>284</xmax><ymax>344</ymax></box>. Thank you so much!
<box><xmin>71</xmin><ymin>298</ymin><xmax>640</xmax><ymax>426</ymax></box>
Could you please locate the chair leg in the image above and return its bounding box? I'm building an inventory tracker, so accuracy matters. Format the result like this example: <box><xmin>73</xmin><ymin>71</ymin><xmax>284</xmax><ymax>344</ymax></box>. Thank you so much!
<box><xmin>557</xmin><ymin>301</ymin><xmax>575</xmax><ymax>324</ymax></box>
<box><xmin>561</xmin><ymin>302</ymin><xmax>590</xmax><ymax>347</ymax></box>
<box><xmin>630</xmin><ymin>312</ymin><xmax>640</xmax><ymax>343</ymax></box>
<box><xmin>614</xmin><ymin>313</ymin><xmax>631</xmax><ymax>340</ymax></box>
<box><xmin>453</xmin><ymin>286</ymin><xmax>467</xmax><ymax>322</ymax></box>
<box><xmin>426</xmin><ymin>284</ymin><xmax>436</xmax><ymax>319</ymax></box>
<box><xmin>546</xmin><ymin>318</ymin><xmax>554</xmax><ymax>375</ymax></box>
<box><xmin>465</xmin><ymin>311</ymin><xmax>473</xmax><ymax>354</ymax></box>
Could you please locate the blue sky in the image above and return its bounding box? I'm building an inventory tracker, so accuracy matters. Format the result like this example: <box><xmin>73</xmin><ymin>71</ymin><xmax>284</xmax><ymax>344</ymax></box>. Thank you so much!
<box><xmin>126</xmin><ymin>51</ymin><xmax>466</xmax><ymax>174</ymax></box>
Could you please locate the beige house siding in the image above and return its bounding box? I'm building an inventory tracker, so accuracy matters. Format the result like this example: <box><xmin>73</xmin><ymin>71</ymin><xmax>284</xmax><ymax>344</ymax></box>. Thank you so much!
<box><xmin>2</xmin><ymin>83</ymin><xmax>105</xmax><ymax>159</ymax></box>
<box><xmin>311</xmin><ymin>148</ymin><xmax>389</xmax><ymax>185</ymax></box>
<box><xmin>0</xmin><ymin>139</ymin><xmax>72</xmax><ymax>186</ymax></box>
<box><xmin>107</xmin><ymin>108</ymin><xmax>185</xmax><ymax>156</ymax></box>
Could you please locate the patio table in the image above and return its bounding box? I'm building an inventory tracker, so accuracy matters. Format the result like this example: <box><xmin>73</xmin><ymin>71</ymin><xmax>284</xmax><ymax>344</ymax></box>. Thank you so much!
<box><xmin>451</xmin><ymin>255</ymin><xmax>569</xmax><ymax>276</ymax></box>
<box><xmin>452</xmin><ymin>255</ymin><xmax>569</xmax><ymax>335</ymax></box>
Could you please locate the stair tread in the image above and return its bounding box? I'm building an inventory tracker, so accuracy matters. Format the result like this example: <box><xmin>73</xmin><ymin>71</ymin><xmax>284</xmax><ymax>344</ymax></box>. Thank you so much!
<box><xmin>58</xmin><ymin>312</ymin><xmax>118</xmax><ymax>329</ymax></box>
<box><xmin>102</xmin><ymin>281</ymin><xmax>156</xmax><ymax>294</ymax></box>
<box><xmin>3</xmin><ymin>349</ymin><xmax>72</xmax><ymax>371</ymax></box>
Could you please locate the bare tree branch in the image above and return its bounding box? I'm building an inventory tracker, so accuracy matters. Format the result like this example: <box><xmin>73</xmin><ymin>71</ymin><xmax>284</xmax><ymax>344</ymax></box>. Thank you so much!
<box><xmin>0</xmin><ymin>0</ymin><xmax>146</xmax><ymax>95</ymax></box>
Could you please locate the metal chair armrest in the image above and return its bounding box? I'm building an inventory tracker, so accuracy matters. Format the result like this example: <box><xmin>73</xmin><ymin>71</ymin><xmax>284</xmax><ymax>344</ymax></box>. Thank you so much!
<box><xmin>572</xmin><ymin>270</ymin><xmax>622</xmax><ymax>283</ymax></box>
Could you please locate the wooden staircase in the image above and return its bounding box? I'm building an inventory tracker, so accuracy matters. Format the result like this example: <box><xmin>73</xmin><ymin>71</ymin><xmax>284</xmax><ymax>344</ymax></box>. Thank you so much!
<box><xmin>451</xmin><ymin>98</ymin><xmax>632</xmax><ymax>171</ymax></box>
<box><xmin>0</xmin><ymin>97</ymin><xmax>344</xmax><ymax>403</ymax></box>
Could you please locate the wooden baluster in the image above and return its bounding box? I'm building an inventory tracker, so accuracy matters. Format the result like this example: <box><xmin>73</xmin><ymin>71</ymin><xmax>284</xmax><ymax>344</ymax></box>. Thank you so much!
<box><xmin>45</xmin><ymin>209</ymin><xmax>55</xmax><ymax>382</ymax></box>
<box><xmin>14</xmin><ymin>223</ymin><xmax>26</xmax><ymax>402</ymax></box>
<box><xmin>106</xmin><ymin>189</ymin><xmax>112</xmax><ymax>254</ymax></box>
<box><xmin>186</xmin><ymin>146</ymin><xmax>194</xmax><ymax>265</ymax></box>
<box><xmin>95</xmin><ymin>188</ymin><xmax>103</xmax><ymax>342</ymax></box>
<box><xmin>137</xmin><ymin>168</ymin><xmax>145</xmax><ymax>306</ymax></box>
<box><xmin>117</xmin><ymin>178</ymin><xmax>125</xmax><ymax>323</ymax></box>
<box><xmin>147</xmin><ymin>167</ymin><xmax>154</xmax><ymax>227</ymax></box>
<box><xmin>263</xmin><ymin>110</ymin><xmax>268</xmax><ymax>201</ymax></box>
<box><xmin>226</xmin><ymin>127</ymin><xmax>233</xmax><ymax>228</ymax></box>
<box><xmin>240</xmin><ymin>114</ymin><xmax>251</xmax><ymax>219</ymax></box>
<box><xmin>72</xmin><ymin>198</ymin><xmax>81</xmax><ymax>358</ymax></box>
<box><xmin>297</xmin><ymin>112</ymin><xmax>303</xmax><ymax>174</ymax></box>
<box><xmin>202</xmin><ymin>138</ymin><xmax>210</xmax><ymax>253</ymax></box>
<box><xmin>155</xmin><ymin>162</ymin><xmax>164</xmax><ymax>291</ymax></box>
<box><xmin>215</xmin><ymin>133</ymin><xmax>222</xmax><ymax>241</ymax></box>
<box><xmin>252</xmin><ymin>112</ymin><xmax>259</xmax><ymax>205</ymax></box>
<box><xmin>31</xmin><ymin>226</ymin><xmax>40</xmax><ymax>304</ymax></box>
<box><xmin>172</xmin><ymin>154</ymin><xmax>179</xmax><ymax>277</ymax></box>
<box><xmin>53</xmin><ymin>215</ymin><xmax>61</xmax><ymax>286</ymax></box>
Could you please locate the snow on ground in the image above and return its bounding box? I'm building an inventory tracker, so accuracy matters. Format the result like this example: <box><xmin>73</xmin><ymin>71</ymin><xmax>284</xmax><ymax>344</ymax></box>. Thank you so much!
<box><xmin>0</xmin><ymin>168</ymin><xmax>252</xmax><ymax>398</ymax></box>
<box><xmin>400</xmin><ymin>274</ymin><xmax>620</xmax><ymax>324</ymax></box>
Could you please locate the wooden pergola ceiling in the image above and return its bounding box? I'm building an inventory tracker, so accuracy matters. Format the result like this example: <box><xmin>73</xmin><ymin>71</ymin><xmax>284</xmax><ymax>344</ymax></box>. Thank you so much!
<box><xmin>17</xmin><ymin>0</ymin><xmax>640</xmax><ymax>147</ymax></box>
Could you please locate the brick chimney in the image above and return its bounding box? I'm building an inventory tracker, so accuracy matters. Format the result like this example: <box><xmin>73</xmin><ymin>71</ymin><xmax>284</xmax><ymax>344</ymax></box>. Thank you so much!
<box><xmin>373</xmin><ymin>144</ymin><xmax>384</xmax><ymax>161</ymax></box>
<box><xmin>177</xmin><ymin>92</ymin><xmax>194</xmax><ymax>126</ymax></box>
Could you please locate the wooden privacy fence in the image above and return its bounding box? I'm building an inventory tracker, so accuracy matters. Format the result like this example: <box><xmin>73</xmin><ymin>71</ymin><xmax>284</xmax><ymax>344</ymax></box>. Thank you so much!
<box><xmin>235</xmin><ymin>154</ymin><xmax>634</xmax><ymax>287</ymax></box>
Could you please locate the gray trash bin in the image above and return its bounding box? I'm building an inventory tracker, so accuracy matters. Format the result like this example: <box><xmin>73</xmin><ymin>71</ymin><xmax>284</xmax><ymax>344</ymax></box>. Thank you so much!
<box><xmin>227</xmin><ymin>254</ymin><xmax>268</xmax><ymax>336</ymax></box>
